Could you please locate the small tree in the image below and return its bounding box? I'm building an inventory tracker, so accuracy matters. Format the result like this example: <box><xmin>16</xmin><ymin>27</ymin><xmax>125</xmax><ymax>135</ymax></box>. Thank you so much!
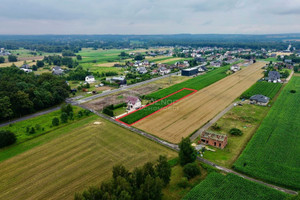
<box><xmin>8</xmin><ymin>55</ymin><xmax>17</xmax><ymax>62</ymax></box>
<box><xmin>155</xmin><ymin>155</ymin><xmax>171</xmax><ymax>186</ymax></box>
<box><xmin>183</xmin><ymin>162</ymin><xmax>201</xmax><ymax>179</ymax></box>
<box><xmin>52</xmin><ymin>117</ymin><xmax>59</xmax><ymax>126</ymax></box>
<box><xmin>0</xmin><ymin>56</ymin><xmax>5</xmax><ymax>63</ymax></box>
<box><xmin>0</xmin><ymin>130</ymin><xmax>16</xmax><ymax>148</ymax></box>
<box><xmin>229</xmin><ymin>128</ymin><xmax>243</xmax><ymax>136</ymax></box>
<box><xmin>179</xmin><ymin>137</ymin><xmax>197</xmax><ymax>166</ymax></box>
<box><xmin>36</xmin><ymin>60</ymin><xmax>44</xmax><ymax>68</ymax></box>
<box><xmin>76</xmin><ymin>55</ymin><xmax>82</xmax><ymax>60</ymax></box>
<box><xmin>29</xmin><ymin>127</ymin><xmax>36</xmax><ymax>134</ymax></box>
<box><xmin>60</xmin><ymin>112</ymin><xmax>68</xmax><ymax>123</ymax></box>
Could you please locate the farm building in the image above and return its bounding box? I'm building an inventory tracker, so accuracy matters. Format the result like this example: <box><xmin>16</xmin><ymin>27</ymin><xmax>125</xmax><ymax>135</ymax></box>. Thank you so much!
<box><xmin>52</xmin><ymin>66</ymin><xmax>64</xmax><ymax>75</ymax></box>
<box><xmin>85</xmin><ymin>75</ymin><xmax>95</xmax><ymax>83</ymax></box>
<box><xmin>250</xmin><ymin>94</ymin><xmax>270</xmax><ymax>106</ymax></box>
<box><xmin>181</xmin><ymin>67</ymin><xmax>198</xmax><ymax>76</ymax></box>
<box><xmin>200</xmin><ymin>131</ymin><xmax>228</xmax><ymax>149</ymax></box>
<box><xmin>126</xmin><ymin>96</ymin><xmax>142</xmax><ymax>110</ymax></box>
<box><xmin>268</xmin><ymin>71</ymin><xmax>281</xmax><ymax>83</ymax></box>
<box><xmin>109</xmin><ymin>76</ymin><xmax>127</xmax><ymax>85</ymax></box>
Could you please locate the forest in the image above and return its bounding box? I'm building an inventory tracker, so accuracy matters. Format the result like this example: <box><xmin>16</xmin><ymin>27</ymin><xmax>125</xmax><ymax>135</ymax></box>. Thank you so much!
<box><xmin>0</xmin><ymin>67</ymin><xmax>70</xmax><ymax>121</ymax></box>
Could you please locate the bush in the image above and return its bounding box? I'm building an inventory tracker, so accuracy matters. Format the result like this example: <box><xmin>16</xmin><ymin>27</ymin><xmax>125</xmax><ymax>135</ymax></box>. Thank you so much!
<box><xmin>229</xmin><ymin>128</ymin><xmax>243</xmax><ymax>136</ymax></box>
<box><xmin>183</xmin><ymin>162</ymin><xmax>201</xmax><ymax>180</ymax></box>
<box><xmin>103</xmin><ymin>107</ymin><xmax>114</xmax><ymax>117</ymax></box>
<box><xmin>60</xmin><ymin>112</ymin><xmax>68</xmax><ymax>123</ymax></box>
<box><xmin>177</xmin><ymin>177</ymin><xmax>190</xmax><ymax>188</ymax></box>
<box><xmin>29</xmin><ymin>127</ymin><xmax>36</xmax><ymax>134</ymax></box>
<box><xmin>52</xmin><ymin>117</ymin><xmax>59</xmax><ymax>126</ymax></box>
<box><xmin>211</xmin><ymin>123</ymin><xmax>221</xmax><ymax>131</ymax></box>
<box><xmin>0</xmin><ymin>130</ymin><xmax>16</xmax><ymax>148</ymax></box>
<box><xmin>290</xmin><ymin>90</ymin><xmax>296</xmax><ymax>93</ymax></box>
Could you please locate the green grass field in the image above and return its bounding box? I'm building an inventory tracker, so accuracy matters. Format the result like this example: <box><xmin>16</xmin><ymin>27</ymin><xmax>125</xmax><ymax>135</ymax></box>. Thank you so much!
<box><xmin>183</xmin><ymin>173</ymin><xmax>290</xmax><ymax>200</ymax></box>
<box><xmin>120</xmin><ymin>89</ymin><xmax>194</xmax><ymax>124</ymax></box>
<box><xmin>0</xmin><ymin>115</ymin><xmax>176</xmax><ymax>200</ymax></box>
<box><xmin>203</xmin><ymin>104</ymin><xmax>270</xmax><ymax>168</ymax></box>
<box><xmin>234</xmin><ymin>76</ymin><xmax>300</xmax><ymax>190</ymax></box>
<box><xmin>146</xmin><ymin>66</ymin><xmax>230</xmax><ymax>100</ymax></box>
<box><xmin>241</xmin><ymin>81</ymin><xmax>282</xmax><ymax>99</ymax></box>
<box><xmin>78</xmin><ymin>48</ymin><xmax>127</xmax><ymax>64</ymax></box>
<box><xmin>0</xmin><ymin>106</ymin><xmax>85</xmax><ymax>144</ymax></box>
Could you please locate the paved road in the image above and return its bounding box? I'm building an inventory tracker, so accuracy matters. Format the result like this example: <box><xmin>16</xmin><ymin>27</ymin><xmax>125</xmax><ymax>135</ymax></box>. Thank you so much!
<box><xmin>0</xmin><ymin>106</ymin><xmax>60</xmax><ymax>128</ymax></box>
<box><xmin>73</xmin><ymin>72</ymin><xmax>179</xmax><ymax>104</ymax></box>
<box><xmin>190</xmin><ymin>103</ymin><xmax>235</xmax><ymax>141</ymax></box>
<box><xmin>78</xmin><ymin>104</ymin><xmax>298</xmax><ymax>195</ymax></box>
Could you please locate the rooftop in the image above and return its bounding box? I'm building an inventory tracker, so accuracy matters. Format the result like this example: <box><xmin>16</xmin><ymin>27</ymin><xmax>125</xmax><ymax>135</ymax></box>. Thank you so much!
<box><xmin>201</xmin><ymin>131</ymin><xmax>227</xmax><ymax>142</ymax></box>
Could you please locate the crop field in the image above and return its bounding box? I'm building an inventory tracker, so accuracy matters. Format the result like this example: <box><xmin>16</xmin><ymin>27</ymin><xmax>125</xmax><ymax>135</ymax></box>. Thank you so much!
<box><xmin>183</xmin><ymin>173</ymin><xmax>290</xmax><ymax>200</ymax></box>
<box><xmin>77</xmin><ymin>48</ymin><xmax>127</xmax><ymax>64</ymax></box>
<box><xmin>240</xmin><ymin>81</ymin><xmax>282</xmax><ymax>99</ymax></box>
<box><xmin>234</xmin><ymin>76</ymin><xmax>300</xmax><ymax>190</ymax></box>
<box><xmin>118</xmin><ymin>88</ymin><xmax>197</xmax><ymax>125</ymax></box>
<box><xmin>0</xmin><ymin>116</ymin><xmax>176</xmax><ymax>200</ymax></box>
<box><xmin>135</xmin><ymin>62</ymin><xmax>264</xmax><ymax>143</ymax></box>
<box><xmin>146</xmin><ymin>66</ymin><xmax>230</xmax><ymax>100</ymax></box>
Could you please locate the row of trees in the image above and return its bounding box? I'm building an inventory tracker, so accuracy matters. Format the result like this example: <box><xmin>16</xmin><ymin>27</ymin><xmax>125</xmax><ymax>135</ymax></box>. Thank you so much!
<box><xmin>0</xmin><ymin>67</ymin><xmax>70</xmax><ymax>121</ymax></box>
<box><xmin>43</xmin><ymin>55</ymin><xmax>79</xmax><ymax>68</ymax></box>
<box><xmin>75</xmin><ymin>155</ymin><xmax>171</xmax><ymax>200</ymax></box>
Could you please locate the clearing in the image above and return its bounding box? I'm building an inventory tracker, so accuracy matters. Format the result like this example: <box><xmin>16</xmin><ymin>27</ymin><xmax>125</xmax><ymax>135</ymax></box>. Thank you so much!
<box><xmin>135</xmin><ymin>62</ymin><xmax>265</xmax><ymax>143</ymax></box>
<box><xmin>0</xmin><ymin>116</ymin><xmax>176</xmax><ymax>200</ymax></box>
<box><xmin>234</xmin><ymin>76</ymin><xmax>300</xmax><ymax>190</ymax></box>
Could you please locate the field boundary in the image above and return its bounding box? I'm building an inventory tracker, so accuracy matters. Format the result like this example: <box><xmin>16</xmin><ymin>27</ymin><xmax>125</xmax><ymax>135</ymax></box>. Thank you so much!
<box><xmin>116</xmin><ymin>88</ymin><xmax>197</xmax><ymax>126</ymax></box>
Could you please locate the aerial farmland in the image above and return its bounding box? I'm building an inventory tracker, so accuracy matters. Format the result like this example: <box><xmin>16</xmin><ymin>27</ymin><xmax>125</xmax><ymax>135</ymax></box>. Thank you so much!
<box><xmin>134</xmin><ymin>62</ymin><xmax>265</xmax><ymax>143</ymax></box>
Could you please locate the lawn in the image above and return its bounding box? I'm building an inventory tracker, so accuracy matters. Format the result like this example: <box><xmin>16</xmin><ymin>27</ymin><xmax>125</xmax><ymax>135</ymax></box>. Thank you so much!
<box><xmin>240</xmin><ymin>81</ymin><xmax>282</xmax><ymax>99</ymax></box>
<box><xmin>145</xmin><ymin>66</ymin><xmax>230</xmax><ymax>100</ymax></box>
<box><xmin>234</xmin><ymin>76</ymin><xmax>300</xmax><ymax>190</ymax></box>
<box><xmin>183</xmin><ymin>173</ymin><xmax>290</xmax><ymax>200</ymax></box>
<box><xmin>0</xmin><ymin>106</ymin><xmax>86</xmax><ymax>144</ymax></box>
<box><xmin>0</xmin><ymin>115</ymin><xmax>176</xmax><ymax>200</ymax></box>
<box><xmin>119</xmin><ymin>89</ymin><xmax>195</xmax><ymax>125</ymax></box>
<box><xmin>202</xmin><ymin>104</ymin><xmax>270</xmax><ymax>168</ymax></box>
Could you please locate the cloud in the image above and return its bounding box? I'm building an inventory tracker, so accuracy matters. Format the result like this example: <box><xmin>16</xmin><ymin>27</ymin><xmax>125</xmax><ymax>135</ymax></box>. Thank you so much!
<box><xmin>0</xmin><ymin>0</ymin><xmax>299</xmax><ymax>34</ymax></box>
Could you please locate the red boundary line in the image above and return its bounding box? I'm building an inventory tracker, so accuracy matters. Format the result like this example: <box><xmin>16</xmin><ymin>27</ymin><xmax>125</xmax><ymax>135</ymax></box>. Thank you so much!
<box><xmin>115</xmin><ymin>88</ymin><xmax>197</xmax><ymax>126</ymax></box>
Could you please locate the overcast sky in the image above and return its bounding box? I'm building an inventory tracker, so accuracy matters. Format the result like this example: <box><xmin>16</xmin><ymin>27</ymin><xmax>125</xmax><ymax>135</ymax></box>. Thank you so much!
<box><xmin>0</xmin><ymin>0</ymin><xmax>299</xmax><ymax>35</ymax></box>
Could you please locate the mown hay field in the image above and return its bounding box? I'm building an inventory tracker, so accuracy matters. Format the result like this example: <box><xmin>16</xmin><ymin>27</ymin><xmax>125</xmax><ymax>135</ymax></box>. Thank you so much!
<box><xmin>135</xmin><ymin>62</ymin><xmax>265</xmax><ymax>143</ymax></box>
<box><xmin>0</xmin><ymin>116</ymin><xmax>176</xmax><ymax>200</ymax></box>
<box><xmin>183</xmin><ymin>173</ymin><xmax>290</xmax><ymax>200</ymax></box>
<box><xmin>234</xmin><ymin>76</ymin><xmax>300</xmax><ymax>190</ymax></box>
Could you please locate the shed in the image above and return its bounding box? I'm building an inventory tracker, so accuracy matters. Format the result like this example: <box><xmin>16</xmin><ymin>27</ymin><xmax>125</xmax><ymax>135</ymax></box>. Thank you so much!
<box><xmin>181</xmin><ymin>67</ymin><xmax>198</xmax><ymax>76</ymax></box>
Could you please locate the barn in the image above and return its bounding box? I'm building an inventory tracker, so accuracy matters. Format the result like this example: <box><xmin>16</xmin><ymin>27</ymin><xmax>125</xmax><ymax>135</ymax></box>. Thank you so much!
<box><xmin>181</xmin><ymin>67</ymin><xmax>199</xmax><ymax>76</ymax></box>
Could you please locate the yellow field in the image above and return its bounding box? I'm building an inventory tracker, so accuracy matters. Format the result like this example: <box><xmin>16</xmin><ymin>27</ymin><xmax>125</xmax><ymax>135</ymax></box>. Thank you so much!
<box><xmin>0</xmin><ymin>61</ymin><xmax>37</xmax><ymax>68</ymax></box>
<box><xmin>94</xmin><ymin>62</ymin><xmax>121</xmax><ymax>67</ymax></box>
<box><xmin>134</xmin><ymin>62</ymin><xmax>265</xmax><ymax>143</ymax></box>
<box><xmin>0</xmin><ymin>117</ymin><xmax>176</xmax><ymax>200</ymax></box>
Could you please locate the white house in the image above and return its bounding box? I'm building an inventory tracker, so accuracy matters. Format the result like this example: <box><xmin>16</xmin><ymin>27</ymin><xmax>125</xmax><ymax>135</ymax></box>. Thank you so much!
<box><xmin>126</xmin><ymin>96</ymin><xmax>142</xmax><ymax>110</ymax></box>
<box><xmin>85</xmin><ymin>75</ymin><xmax>95</xmax><ymax>83</ymax></box>
<box><xmin>230</xmin><ymin>65</ymin><xmax>241</xmax><ymax>72</ymax></box>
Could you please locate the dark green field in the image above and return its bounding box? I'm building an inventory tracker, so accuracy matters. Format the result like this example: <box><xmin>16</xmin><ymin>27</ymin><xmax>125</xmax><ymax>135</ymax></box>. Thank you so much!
<box><xmin>145</xmin><ymin>66</ymin><xmax>230</xmax><ymax>100</ymax></box>
<box><xmin>234</xmin><ymin>76</ymin><xmax>300</xmax><ymax>190</ymax></box>
<box><xmin>183</xmin><ymin>173</ymin><xmax>290</xmax><ymax>200</ymax></box>
<box><xmin>240</xmin><ymin>81</ymin><xmax>282</xmax><ymax>99</ymax></box>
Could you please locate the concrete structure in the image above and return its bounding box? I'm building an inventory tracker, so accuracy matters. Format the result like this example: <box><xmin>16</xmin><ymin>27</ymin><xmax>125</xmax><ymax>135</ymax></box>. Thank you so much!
<box><xmin>200</xmin><ymin>131</ymin><xmax>228</xmax><ymax>149</ymax></box>
<box><xmin>181</xmin><ymin>67</ymin><xmax>198</xmax><ymax>76</ymax></box>
<box><xmin>250</xmin><ymin>94</ymin><xmax>270</xmax><ymax>106</ymax></box>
